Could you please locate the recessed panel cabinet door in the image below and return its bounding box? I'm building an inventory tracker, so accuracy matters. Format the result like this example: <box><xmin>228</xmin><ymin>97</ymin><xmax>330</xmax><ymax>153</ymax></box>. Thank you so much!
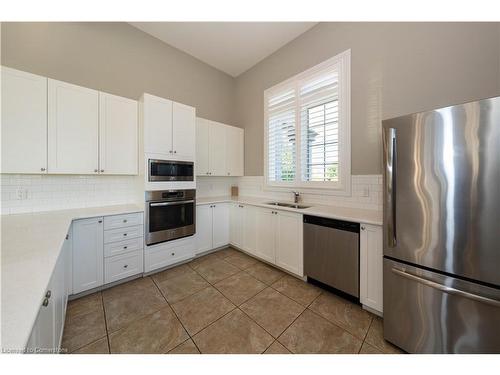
<box><xmin>229</xmin><ymin>204</ymin><xmax>244</xmax><ymax>248</ymax></box>
<box><xmin>196</xmin><ymin>204</ymin><xmax>213</xmax><ymax>255</ymax></box>
<box><xmin>1</xmin><ymin>67</ymin><xmax>48</xmax><ymax>174</ymax></box>
<box><xmin>225</xmin><ymin>126</ymin><xmax>244</xmax><ymax>176</ymax></box>
<box><xmin>208</xmin><ymin>122</ymin><xmax>227</xmax><ymax>176</ymax></box>
<box><xmin>212</xmin><ymin>203</ymin><xmax>229</xmax><ymax>248</ymax></box>
<box><xmin>243</xmin><ymin>205</ymin><xmax>257</xmax><ymax>255</ymax></box>
<box><xmin>275</xmin><ymin>211</ymin><xmax>303</xmax><ymax>276</ymax></box>
<box><xmin>196</xmin><ymin>118</ymin><xmax>210</xmax><ymax>175</ymax></box>
<box><xmin>255</xmin><ymin>209</ymin><xmax>276</xmax><ymax>264</ymax></box>
<box><xmin>48</xmin><ymin>79</ymin><xmax>99</xmax><ymax>174</ymax></box>
<box><xmin>172</xmin><ymin>102</ymin><xmax>196</xmax><ymax>161</ymax></box>
<box><xmin>72</xmin><ymin>217</ymin><xmax>104</xmax><ymax>294</ymax></box>
<box><xmin>99</xmin><ymin>93</ymin><xmax>138</xmax><ymax>175</ymax></box>
<box><xmin>143</xmin><ymin>93</ymin><xmax>173</xmax><ymax>156</ymax></box>
<box><xmin>360</xmin><ymin>224</ymin><xmax>383</xmax><ymax>313</ymax></box>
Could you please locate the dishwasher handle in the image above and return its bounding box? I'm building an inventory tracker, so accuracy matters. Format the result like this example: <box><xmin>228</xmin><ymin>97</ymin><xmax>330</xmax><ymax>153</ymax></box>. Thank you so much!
<box><xmin>303</xmin><ymin>215</ymin><xmax>360</xmax><ymax>233</ymax></box>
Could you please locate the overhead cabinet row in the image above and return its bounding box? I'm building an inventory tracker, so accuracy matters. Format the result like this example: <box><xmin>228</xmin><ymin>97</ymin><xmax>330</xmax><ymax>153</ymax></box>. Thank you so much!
<box><xmin>1</xmin><ymin>66</ymin><xmax>138</xmax><ymax>175</ymax></box>
<box><xmin>196</xmin><ymin>117</ymin><xmax>244</xmax><ymax>176</ymax></box>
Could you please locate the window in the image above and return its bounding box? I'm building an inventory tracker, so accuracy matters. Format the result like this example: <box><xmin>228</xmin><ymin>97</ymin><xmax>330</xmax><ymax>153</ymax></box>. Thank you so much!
<box><xmin>264</xmin><ymin>49</ymin><xmax>351</xmax><ymax>193</ymax></box>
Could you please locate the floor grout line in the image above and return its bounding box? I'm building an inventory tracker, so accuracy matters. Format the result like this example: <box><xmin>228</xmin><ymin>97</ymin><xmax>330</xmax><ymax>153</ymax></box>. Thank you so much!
<box><xmin>100</xmin><ymin>292</ymin><xmax>112</xmax><ymax>354</ymax></box>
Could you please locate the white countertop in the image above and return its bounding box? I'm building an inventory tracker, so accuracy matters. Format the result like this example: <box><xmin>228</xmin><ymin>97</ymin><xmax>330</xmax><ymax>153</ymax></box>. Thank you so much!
<box><xmin>1</xmin><ymin>204</ymin><xmax>144</xmax><ymax>351</ymax></box>
<box><xmin>197</xmin><ymin>195</ymin><xmax>383</xmax><ymax>226</ymax></box>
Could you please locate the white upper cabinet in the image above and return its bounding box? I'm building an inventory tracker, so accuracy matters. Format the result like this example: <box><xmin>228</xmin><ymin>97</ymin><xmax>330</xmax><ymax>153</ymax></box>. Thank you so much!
<box><xmin>208</xmin><ymin>122</ymin><xmax>227</xmax><ymax>176</ymax></box>
<box><xmin>142</xmin><ymin>93</ymin><xmax>173</xmax><ymax>156</ymax></box>
<box><xmin>48</xmin><ymin>79</ymin><xmax>99</xmax><ymax>174</ymax></box>
<box><xmin>172</xmin><ymin>102</ymin><xmax>196</xmax><ymax>161</ymax></box>
<box><xmin>99</xmin><ymin>92</ymin><xmax>138</xmax><ymax>175</ymax></box>
<box><xmin>195</xmin><ymin>118</ymin><xmax>210</xmax><ymax>175</ymax></box>
<box><xmin>225</xmin><ymin>125</ymin><xmax>244</xmax><ymax>176</ymax></box>
<box><xmin>142</xmin><ymin>93</ymin><xmax>196</xmax><ymax>161</ymax></box>
<box><xmin>196</xmin><ymin>117</ymin><xmax>244</xmax><ymax>177</ymax></box>
<box><xmin>1</xmin><ymin>67</ymin><xmax>48</xmax><ymax>174</ymax></box>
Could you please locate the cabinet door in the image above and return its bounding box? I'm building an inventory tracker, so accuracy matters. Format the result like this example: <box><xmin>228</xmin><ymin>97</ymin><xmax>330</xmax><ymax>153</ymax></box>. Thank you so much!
<box><xmin>72</xmin><ymin>217</ymin><xmax>104</xmax><ymax>294</ymax></box>
<box><xmin>195</xmin><ymin>117</ymin><xmax>210</xmax><ymax>176</ymax></box>
<box><xmin>225</xmin><ymin>126</ymin><xmax>244</xmax><ymax>176</ymax></box>
<box><xmin>64</xmin><ymin>227</ymin><xmax>73</xmax><ymax>300</ymax></box>
<box><xmin>143</xmin><ymin>93</ymin><xmax>173</xmax><ymax>156</ymax></box>
<box><xmin>212</xmin><ymin>203</ymin><xmax>229</xmax><ymax>248</ymax></box>
<box><xmin>229</xmin><ymin>204</ymin><xmax>244</xmax><ymax>249</ymax></box>
<box><xmin>275</xmin><ymin>211</ymin><xmax>303</xmax><ymax>276</ymax></box>
<box><xmin>196</xmin><ymin>204</ymin><xmax>213</xmax><ymax>254</ymax></box>
<box><xmin>255</xmin><ymin>208</ymin><xmax>276</xmax><ymax>264</ymax></box>
<box><xmin>99</xmin><ymin>92</ymin><xmax>138</xmax><ymax>175</ymax></box>
<box><xmin>243</xmin><ymin>205</ymin><xmax>257</xmax><ymax>255</ymax></box>
<box><xmin>360</xmin><ymin>224</ymin><xmax>383</xmax><ymax>313</ymax></box>
<box><xmin>27</xmin><ymin>274</ymin><xmax>56</xmax><ymax>353</ymax></box>
<box><xmin>1</xmin><ymin>67</ymin><xmax>48</xmax><ymax>174</ymax></box>
<box><xmin>172</xmin><ymin>101</ymin><xmax>196</xmax><ymax>161</ymax></box>
<box><xmin>52</xmin><ymin>251</ymin><xmax>66</xmax><ymax>348</ymax></box>
<box><xmin>48</xmin><ymin>79</ymin><xmax>99</xmax><ymax>174</ymax></box>
<box><xmin>208</xmin><ymin>122</ymin><xmax>226</xmax><ymax>176</ymax></box>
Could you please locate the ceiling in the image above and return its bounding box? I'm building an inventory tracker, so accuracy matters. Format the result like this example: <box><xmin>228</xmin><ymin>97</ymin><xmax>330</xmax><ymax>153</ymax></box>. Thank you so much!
<box><xmin>129</xmin><ymin>22</ymin><xmax>317</xmax><ymax>77</ymax></box>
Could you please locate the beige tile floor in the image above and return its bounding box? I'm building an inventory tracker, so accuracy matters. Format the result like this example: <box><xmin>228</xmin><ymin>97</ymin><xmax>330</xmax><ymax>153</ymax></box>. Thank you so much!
<box><xmin>62</xmin><ymin>247</ymin><xmax>404</xmax><ymax>354</ymax></box>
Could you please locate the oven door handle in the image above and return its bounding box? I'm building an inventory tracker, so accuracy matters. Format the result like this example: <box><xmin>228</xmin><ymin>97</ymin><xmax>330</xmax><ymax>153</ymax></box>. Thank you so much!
<box><xmin>149</xmin><ymin>200</ymin><xmax>195</xmax><ymax>207</ymax></box>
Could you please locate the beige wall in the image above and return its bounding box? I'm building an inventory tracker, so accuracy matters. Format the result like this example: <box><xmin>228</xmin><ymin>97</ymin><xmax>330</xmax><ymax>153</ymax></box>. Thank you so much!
<box><xmin>1</xmin><ymin>22</ymin><xmax>236</xmax><ymax>124</ymax></box>
<box><xmin>235</xmin><ymin>22</ymin><xmax>500</xmax><ymax>175</ymax></box>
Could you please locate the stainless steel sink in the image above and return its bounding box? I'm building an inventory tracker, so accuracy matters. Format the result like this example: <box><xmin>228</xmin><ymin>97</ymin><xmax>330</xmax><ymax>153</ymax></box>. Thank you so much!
<box><xmin>265</xmin><ymin>202</ymin><xmax>311</xmax><ymax>209</ymax></box>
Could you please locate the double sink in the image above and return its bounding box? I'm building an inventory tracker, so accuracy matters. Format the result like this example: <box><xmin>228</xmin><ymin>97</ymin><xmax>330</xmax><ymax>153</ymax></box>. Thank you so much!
<box><xmin>266</xmin><ymin>201</ymin><xmax>310</xmax><ymax>209</ymax></box>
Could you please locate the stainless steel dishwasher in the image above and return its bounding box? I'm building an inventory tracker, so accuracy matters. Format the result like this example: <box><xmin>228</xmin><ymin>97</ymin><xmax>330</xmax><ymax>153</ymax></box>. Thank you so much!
<box><xmin>303</xmin><ymin>215</ymin><xmax>360</xmax><ymax>298</ymax></box>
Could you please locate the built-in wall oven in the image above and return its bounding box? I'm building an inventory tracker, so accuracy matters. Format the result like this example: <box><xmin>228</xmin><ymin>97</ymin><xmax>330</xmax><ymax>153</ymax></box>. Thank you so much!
<box><xmin>145</xmin><ymin>189</ymin><xmax>196</xmax><ymax>246</ymax></box>
<box><xmin>148</xmin><ymin>159</ymin><xmax>194</xmax><ymax>182</ymax></box>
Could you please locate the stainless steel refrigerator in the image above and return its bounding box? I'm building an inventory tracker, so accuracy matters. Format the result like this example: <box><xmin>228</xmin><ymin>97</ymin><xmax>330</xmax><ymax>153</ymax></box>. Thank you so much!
<box><xmin>382</xmin><ymin>96</ymin><xmax>500</xmax><ymax>354</ymax></box>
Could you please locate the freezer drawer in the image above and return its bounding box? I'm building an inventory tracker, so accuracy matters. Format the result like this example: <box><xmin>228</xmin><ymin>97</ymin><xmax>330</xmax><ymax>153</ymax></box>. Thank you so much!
<box><xmin>384</xmin><ymin>258</ymin><xmax>500</xmax><ymax>353</ymax></box>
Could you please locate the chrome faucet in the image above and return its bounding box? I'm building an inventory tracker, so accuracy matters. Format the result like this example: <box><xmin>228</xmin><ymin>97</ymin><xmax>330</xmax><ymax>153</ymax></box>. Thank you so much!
<box><xmin>292</xmin><ymin>191</ymin><xmax>300</xmax><ymax>204</ymax></box>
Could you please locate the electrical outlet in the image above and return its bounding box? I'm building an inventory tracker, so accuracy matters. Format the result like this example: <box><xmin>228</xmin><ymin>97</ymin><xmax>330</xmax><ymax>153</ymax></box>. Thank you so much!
<box><xmin>16</xmin><ymin>188</ymin><xmax>29</xmax><ymax>200</ymax></box>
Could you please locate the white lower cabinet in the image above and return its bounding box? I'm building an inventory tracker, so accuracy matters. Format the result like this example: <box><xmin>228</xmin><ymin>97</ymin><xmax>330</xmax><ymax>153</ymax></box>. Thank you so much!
<box><xmin>255</xmin><ymin>209</ymin><xmax>276</xmax><ymax>264</ymax></box>
<box><xmin>27</xmin><ymin>238</ymin><xmax>70</xmax><ymax>353</ymax></box>
<box><xmin>275</xmin><ymin>210</ymin><xmax>303</xmax><ymax>276</ymax></box>
<box><xmin>72</xmin><ymin>217</ymin><xmax>104</xmax><ymax>294</ymax></box>
<box><xmin>359</xmin><ymin>223</ymin><xmax>383</xmax><ymax>315</ymax></box>
<box><xmin>228</xmin><ymin>204</ymin><xmax>303</xmax><ymax>277</ymax></box>
<box><xmin>196</xmin><ymin>203</ymin><xmax>230</xmax><ymax>255</ymax></box>
<box><xmin>104</xmin><ymin>250</ymin><xmax>143</xmax><ymax>284</ymax></box>
<box><xmin>145</xmin><ymin>236</ymin><xmax>194</xmax><ymax>273</ymax></box>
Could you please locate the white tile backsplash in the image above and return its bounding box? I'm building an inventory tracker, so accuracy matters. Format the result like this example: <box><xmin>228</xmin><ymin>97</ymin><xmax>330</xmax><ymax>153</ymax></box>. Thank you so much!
<box><xmin>196</xmin><ymin>176</ymin><xmax>238</xmax><ymax>198</ymax></box>
<box><xmin>236</xmin><ymin>175</ymin><xmax>382</xmax><ymax>210</ymax></box>
<box><xmin>0</xmin><ymin>174</ymin><xmax>138</xmax><ymax>214</ymax></box>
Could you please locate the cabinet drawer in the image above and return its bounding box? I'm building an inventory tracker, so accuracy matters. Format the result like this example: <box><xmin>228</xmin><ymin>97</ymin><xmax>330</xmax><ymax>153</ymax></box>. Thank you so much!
<box><xmin>104</xmin><ymin>237</ymin><xmax>144</xmax><ymax>258</ymax></box>
<box><xmin>104</xmin><ymin>225</ymin><xmax>143</xmax><ymax>244</ymax></box>
<box><xmin>144</xmin><ymin>237</ymin><xmax>194</xmax><ymax>273</ymax></box>
<box><xmin>104</xmin><ymin>250</ymin><xmax>143</xmax><ymax>284</ymax></box>
<box><xmin>104</xmin><ymin>212</ymin><xmax>143</xmax><ymax>230</ymax></box>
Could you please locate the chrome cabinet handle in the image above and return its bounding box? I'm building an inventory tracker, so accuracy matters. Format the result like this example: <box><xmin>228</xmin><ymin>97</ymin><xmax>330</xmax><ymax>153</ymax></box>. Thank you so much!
<box><xmin>45</xmin><ymin>290</ymin><xmax>51</xmax><ymax>298</ymax></box>
<box><xmin>123</xmin><ymin>246</ymin><xmax>128</xmax><ymax>249</ymax></box>
<box><xmin>174</xmin><ymin>150</ymin><xmax>177</xmax><ymax>154</ymax></box>
<box><xmin>40</xmin><ymin>167</ymin><xmax>46</xmax><ymax>171</ymax></box>
<box><xmin>361</xmin><ymin>226</ymin><xmax>366</xmax><ymax>231</ymax></box>
<box><xmin>100</xmin><ymin>169</ymin><xmax>104</xmax><ymax>173</ymax></box>
<box><xmin>123</xmin><ymin>219</ymin><xmax>127</xmax><ymax>223</ymax></box>
<box><xmin>392</xmin><ymin>267</ymin><xmax>500</xmax><ymax>308</ymax></box>
<box><xmin>42</xmin><ymin>298</ymin><xmax>49</xmax><ymax>307</ymax></box>
<box><xmin>384</xmin><ymin>127</ymin><xmax>397</xmax><ymax>247</ymax></box>
<box><xmin>171</xmin><ymin>252</ymin><xmax>175</xmax><ymax>256</ymax></box>
<box><xmin>123</xmin><ymin>233</ymin><xmax>127</xmax><ymax>236</ymax></box>
<box><xmin>98</xmin><ymin>220</ymin><xmax>103</xmax><ymax>223</ymax></box>
<box><xmin>94</xmin><ymin>169</ymin><xmax>98</xmax><ymax>173</ymax></box>
<box><xmin>123</xmin><ymin>264</ymin><xmax>128</xmax><ymax>268</ymax></box>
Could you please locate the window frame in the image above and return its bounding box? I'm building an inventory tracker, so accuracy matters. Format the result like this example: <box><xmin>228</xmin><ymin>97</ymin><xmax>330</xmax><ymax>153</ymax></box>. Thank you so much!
<box><xmin>263</xmin><ymin>49</ymin><xmax>351</xmax><ymax>195</ymax></box>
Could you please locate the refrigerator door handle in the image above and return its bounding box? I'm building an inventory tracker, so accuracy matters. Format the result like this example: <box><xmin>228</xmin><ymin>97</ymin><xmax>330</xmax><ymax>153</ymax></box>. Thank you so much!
<box><xmin>391</xmin><ymin>267</ymin><xmax>500</xmax><ymax>308</ymax></box>
<box><xmin>384</xmin><ymin>127</ymin><xmax>397</xmax><ymax>247</ymax></box>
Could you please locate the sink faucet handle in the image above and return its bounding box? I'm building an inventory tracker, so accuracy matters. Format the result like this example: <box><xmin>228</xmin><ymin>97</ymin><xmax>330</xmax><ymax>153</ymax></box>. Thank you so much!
<box><xmin>292</xmin><ymin>191</ymin><xmax>300</xmax><ymax>203</ymax></box>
